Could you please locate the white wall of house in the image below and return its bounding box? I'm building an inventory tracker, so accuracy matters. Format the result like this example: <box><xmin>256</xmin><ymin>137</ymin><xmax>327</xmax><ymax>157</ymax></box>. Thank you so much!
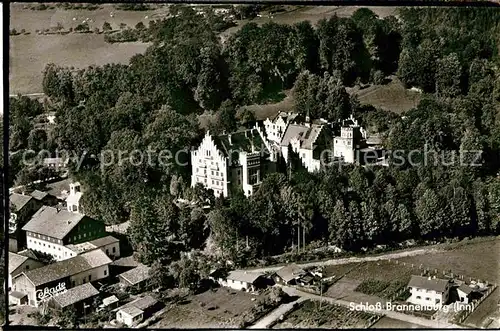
<box><xmin>191</xmin><ymin>132</ymin><xmax>229</xmax><ymax>197</ymax></box>
<box><xmin>8</xmin><ymin>259</ymin><xmax>45</xmax><ymax>290</ymax></box>
<box><xmin>117</xmin><ymin>310</ymin><xmax>143</xmax><ymax>326</ymax></box>
<box><xmin>70</xmin><ymin>265</ymin><xmax>109</xmax><ymax>287</ymax></box>
<box><xmin>334</xmin><ymin>128</ymin><xmax>356</xmax><ymax>163</ymax></box>
<box><xmin>408</xmin><ymin>286</ymin><xmax>448</xmax><ymax>308</ymax></box>
<box><xmin>219</xmin><ymin>278</ymin><xmax>253</xmax><ymax>291</ymax></box>
<box><xmin>457</xmin><ymin>289</ymin><xmax>470</xmax><ymax>304</ymax></box>
<box><xmin>26</xmin><ymin>233</ymin><xmax>76</xmax><ymax>261</ymax></box>
<box><xmin>66</xmin><ymin>183</ymin><xmax>82</xmax><ymax>213</ymax></box>
<box><xmin>264</xmin><ymin>117</ymin><xmax>287</xmax><ymax>145</ymax></box>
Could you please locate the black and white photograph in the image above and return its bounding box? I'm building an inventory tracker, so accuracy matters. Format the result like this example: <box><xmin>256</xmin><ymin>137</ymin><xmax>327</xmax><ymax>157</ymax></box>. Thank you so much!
<box><xmin>4</xmin><ymin>1</ymin><xmax>500</xmax><ymax>329</ymax></box>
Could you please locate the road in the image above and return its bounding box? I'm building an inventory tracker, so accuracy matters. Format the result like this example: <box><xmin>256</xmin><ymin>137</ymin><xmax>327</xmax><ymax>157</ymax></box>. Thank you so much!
<box><xmin>246</xmin><ymin>247</ymin><xmax>439</xmax><ymax>273</ymax></box>
<box><xmin>279</xmin><ymin>286</ymin><xmax>462</xmax><ymax>329</ymax></box>
<box><xmin>9</xmin><ymin>93</ymin><xmax>45</xmax><ymax>98</ymax></box>
<box><xmin>249</xmin><ymin>297</ymin><xmax>307</xmax><ymax>329</ymax></box>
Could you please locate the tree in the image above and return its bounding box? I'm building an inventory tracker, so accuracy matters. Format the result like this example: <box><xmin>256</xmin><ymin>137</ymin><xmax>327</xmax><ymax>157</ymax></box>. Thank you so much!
<box><xmin>217</xmin><ymin>100</ymin><xmax>237</xmax><ymax>133</ymax></box>
<box><xmin>238</xmin><ymin>108</ymin><xmax>256</xmax><ymax>128</ymax></box>
<box><xmin>102</xmin><ymin>21</ymin><xmax>112</xmax><ymax>32</ymax></box>
<box><xmin>128</xmin><ymin>193</ymin><xmax>181</xmax><ymax>265</ymax></box>
<box><xmin>135</xmin><ymin>21</ymin><xmax>146</xmax><ymax>30</ymax></box>
<box><xmin>435</xmin><ymin>53</ymin><xmax>462</xmax><ymax>98</ymax></box>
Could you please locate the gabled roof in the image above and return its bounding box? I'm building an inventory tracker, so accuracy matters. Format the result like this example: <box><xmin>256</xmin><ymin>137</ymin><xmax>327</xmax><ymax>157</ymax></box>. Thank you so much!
<box><xmin>10</xmin><ymin>193</ymin><xmax>33</xmax><ymax>211</ymax></box>
<box><xmin>52</xmin><ymin>283</ymin><xmax>99</xmax><ymax>308</ymax></box>
<box><xmin>30</xmin><ymin>190</ymin><xmax>49</xmax><ymax>201</ymax></box>
<box><xmin>226</xmin><ymin>270</ymin><xmax>264</xmax><ymax>284</ymax></box>
<box><xmin>22</xmin><ymin>206</ymin><xmax>86</xmax><ymax>239</ymax></box>
<box><xmin>458</xmin><ymin>284</ymin><xmax>474</xmax><ymax>295</ymax></box>
<box><xmin>118</xmin><ymin>295</ymin><xmax>157</xmax><ymax>312</ymax></box>
<box><xmin>102</xmin><ymin>295</ymin><xmax>119</xmax><ymax>306</ymax></box>
<box><xmin>120</xmin><ymin>306</ymin><xmax>143</xmax><ymax>318</ymax></box>
<box><xmin>280</xmin><ymin>123</ymin><xmax>323</xmax><ymax>150</ymax></box>
<box><xmin>213</xmin><ymin>128</ymin><xmax>269</xmax><ymax>157</ymax></box>
<box><xmin>275</xmin><ymin>264</ymin><xmax>307</xmax><ymax>283</ymax></box>
<box><xmin>118</xmin><ymin>264</ymin><xmax>151</xmax><ymax>285</ymax></box>
<box><xmin>408</xmin><ymin>275</ymin><xmax>450</xmax><ymax>293</ymax></box>
<box><xmin>89</xmin><ymin>235</ymin><xmax>119</xmax><ymax>248</ymax></box>
<box><xmin>9</xmin><ymin>252</ymin><xmax>29</xmax><ymax>275</ymax></box>
<box><xmin>20</xmin><ymin>249</ymin><xmax>111</xmax><ymax>286</ymax></box>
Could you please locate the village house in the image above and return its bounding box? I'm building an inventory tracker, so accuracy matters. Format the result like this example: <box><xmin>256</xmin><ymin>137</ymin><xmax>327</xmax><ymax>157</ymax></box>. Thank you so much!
<box><xmin>9</xmin><ymin>193</ymin><xmax>43</xmax><ymax>252</ymax></box>
<box><xmin>263</xmin><ymin>112</ymin><xmax>298</xmax><ymax>145</ymax></box>
<box><xmin>273</xmin><ymin>264</ymin><xmax>314</xmax><ymax>286</ymax></box>
<box><xmin>49</xmin><ymin>282</ymin><xmax>99</xmax><ymax>314</ymax></box>
<box><xmin>43</xmin><ymin>157</ymin><xmax>68</xmax><ymax>170</ymax></box>
<box><xmin>22</xmin><ymin>206</ymin><xmax>108</xmax><ymax>261</ymax></box>
<box><xmin>407</xmin><ymin>275</ymin><xmax>452</xmax><ymax>308</ymax></box>
<box><xmin>210</xmin><ymin>269</ymin><xmax>267</xmax><ymax>292</ymax></box>
<box><xmin>8</xmin><ymin>252</ymin><xmax>45</xmax><ymax>291</ymax></box>
<box><xmin>457</xmin><ymin>283</ymin><xmax>475</xmax><ymax>304</ymax></box>
<box><xmin>65</xmin><ymin>235</ymin><xmax>120</xmax><ymax>260</ymax></box>
<box><xmin>191</xmin><ymin>125</ymin><xmax>277</xmax><ymax>197</ymax></box>
<box><xmin>29</xmin><ymin>189</ymin><xmax>59</xmax><ymax>206</ymax></box>
<box><xmin>11</xmin><ymin>249</ymin><xmax>112</xmax><ymax>307</ymax></box>
<box><xmin>115</xmin><ymin>295</ymin><xmax>162</xmax><ymax>327</ymax></box>
<box><xmin>118</xmin><ymin>264</ymin><xmax>151</xmax><ymax>291</ymax></box>
<box><xmin>99</xmin><ymin>295</ymin><xmax>120</xmax><ymax>311</ymax></box>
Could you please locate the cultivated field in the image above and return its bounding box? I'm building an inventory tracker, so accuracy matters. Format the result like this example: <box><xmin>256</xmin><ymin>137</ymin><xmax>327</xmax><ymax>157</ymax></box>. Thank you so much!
<box><xmin>150</xmin><ymin>287</ymin><xmax>267</xmax><ymax>328</ymax></box>
<box><xmin>10</xmin><ymin>3</ymin><xmax>157</xmax><ymax>94</ymax></box>
<box><xmin>273</xmin><ymin>299</ymin><xmax>379</xmax><ymax>329</ymax></box>
<box><xmin>370</xmin><ymin>316</ymin><xmax>425</xmax><ymax>329</ymax></box>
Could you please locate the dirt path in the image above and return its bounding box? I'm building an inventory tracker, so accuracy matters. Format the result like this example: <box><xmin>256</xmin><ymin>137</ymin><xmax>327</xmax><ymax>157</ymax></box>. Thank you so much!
<box><xmin>246</xmin><ymin>247</ymin><xmax>439</xmax><ymax>273</ymax></box>
<box><xmin>280</xmin><ymin>286</ymin><xmax>462</xmax><ymax>329</ymax></box>
<box><xmin>249</xmin><ymin>297</ymin><xmax>307</xmax><ymax>329</ymax></box>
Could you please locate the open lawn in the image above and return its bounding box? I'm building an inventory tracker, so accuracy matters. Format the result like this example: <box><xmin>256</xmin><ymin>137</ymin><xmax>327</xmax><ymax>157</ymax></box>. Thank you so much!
<box><xmin>150</xmin><ymin>287</ymin><xmax>267</xmax><ymax>328</ymax></box>
<box><xmin>350</xmin><ymin>77</ymin><xmax>422</xmax><ymax>114</ymax></box>
<box><xmin>273</xmin><ymin>299</ymin><xmax>380</xmax><ymax>329</ymax></box>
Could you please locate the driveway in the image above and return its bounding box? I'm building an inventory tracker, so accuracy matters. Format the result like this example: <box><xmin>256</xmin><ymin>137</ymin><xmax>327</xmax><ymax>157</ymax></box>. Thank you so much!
<box><xmin>246</xmin><ymin>248</ymin><xmax>439</xmax><ymax>273</ymax></box>
<box><xmin>249</xmin><ymin>297</ymin><xmax>306</xmax><ymax>329</ymax></box>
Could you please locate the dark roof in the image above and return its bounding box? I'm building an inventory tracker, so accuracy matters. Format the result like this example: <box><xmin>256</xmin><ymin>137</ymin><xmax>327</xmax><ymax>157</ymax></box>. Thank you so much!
<box><xmin>212</xmin><ymin>128</ymin><xmax>269</xmax><ymax>157</ymax></box>
<box><xmin>30</xmin><ymin>190</ymin><xmax>48</xmax><ymax>201</ymax></box>
<box><xmin>22</xmin><ymin>206</ymin><xmax>86</xmax><ymax>239</ymax></box>
<box><xmin>118</xmin><ymin>264</ymin><xmax>151</xmax><ymax>285</ymax></box>
<box><xmin>17</xmin><ymin>249</ymin><xmax>41</xmax><ymax>261</ymax></box>
<box><xmin>10</xmin><ymin>193</ymin><xmax>33</xmax><ymax>211</ymax></box>
<box><xmin>45</xmin><ymin>179</ymin><xmax>72</xmax><ymax>198</ymax></box>
<box><xmin>280</xmin><ymin>124</ymin><xmax>323</xmax><ymax>150</ymax></box>
<box><xmin>408</xmin><ymin>275</ymin><xmax>450</xmax><ymax>292</ymax></box>
<box><xmin>53</xmin><ymin>283</ymin><xmax>99</xmax><ymax>308</ymax></box>
<box><xmin>118</xmin><ymin>295</ymin><xmax>157</xmax><ymax>312</ymax></box>
<box><xmin>458</xmin><ymin>284</ymin><xmax>474</xmax><ymax>295</ymax></box>
<box><xmin>226</xmin><ymin>270</ymin><xmax>264</xmax><ymax>284</ymax></box>
<box><xmin>276</xmin><ymin>264</ymin><xmax>307</xmax><ymax>283</ymax></box>
<box><xmin>20</xmin><ymin>250</ymin><xmax>111</xmax><ymax>286</ymax></box>
<box><xmin>89</xmin><ymin>235</ymin><xmax>119</xmax><ymax>248</ymax></box>
<box><xmin>9</xmin><ymin>252</ymin><xmax>29</xmax><ymax>274</ymax></box>
<box><xmin>111</xmin><ymin>256</ymin><xmax>140</xmax><ymax>268</ymax></box>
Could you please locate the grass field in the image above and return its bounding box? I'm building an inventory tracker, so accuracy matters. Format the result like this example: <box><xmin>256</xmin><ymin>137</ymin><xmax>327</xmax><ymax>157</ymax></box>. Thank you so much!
<box><xmin>351</xmin><ymin>77</ymin><xmax>422</xmax><ymax>114</ymax></box>
<box><xmin>10</xmin><ymin>3</ymin><xmax>158</xmax><ymax>94</ymax></box>
<box><xmin>273</xmin><ymin>299</ymin><xmax>379</xmax><ymax>329</ymax></box>
<box><xmin>150</xmin><ymin>287</ymin><xmax>267</xmax><ymax>328</ymax></box>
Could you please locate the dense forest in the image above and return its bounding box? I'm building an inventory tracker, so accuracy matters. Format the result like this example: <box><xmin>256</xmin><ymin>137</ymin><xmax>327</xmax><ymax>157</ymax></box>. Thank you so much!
<box><xmin>7</xmin><ymin>6</ymin><xmax>500</xmax><ymax>276</ymax></box>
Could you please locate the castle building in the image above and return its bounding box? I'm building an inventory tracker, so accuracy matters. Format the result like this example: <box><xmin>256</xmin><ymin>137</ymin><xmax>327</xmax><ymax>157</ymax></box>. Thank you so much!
<box><xmin>333</xmin><ymin>115</ymin><xmax>368</xmax><ymax>164</ymax></box>
<box><xmin>191</xmin><ymin>125</ymin><xmax>277</xmax><ymax>197</ymax></box>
